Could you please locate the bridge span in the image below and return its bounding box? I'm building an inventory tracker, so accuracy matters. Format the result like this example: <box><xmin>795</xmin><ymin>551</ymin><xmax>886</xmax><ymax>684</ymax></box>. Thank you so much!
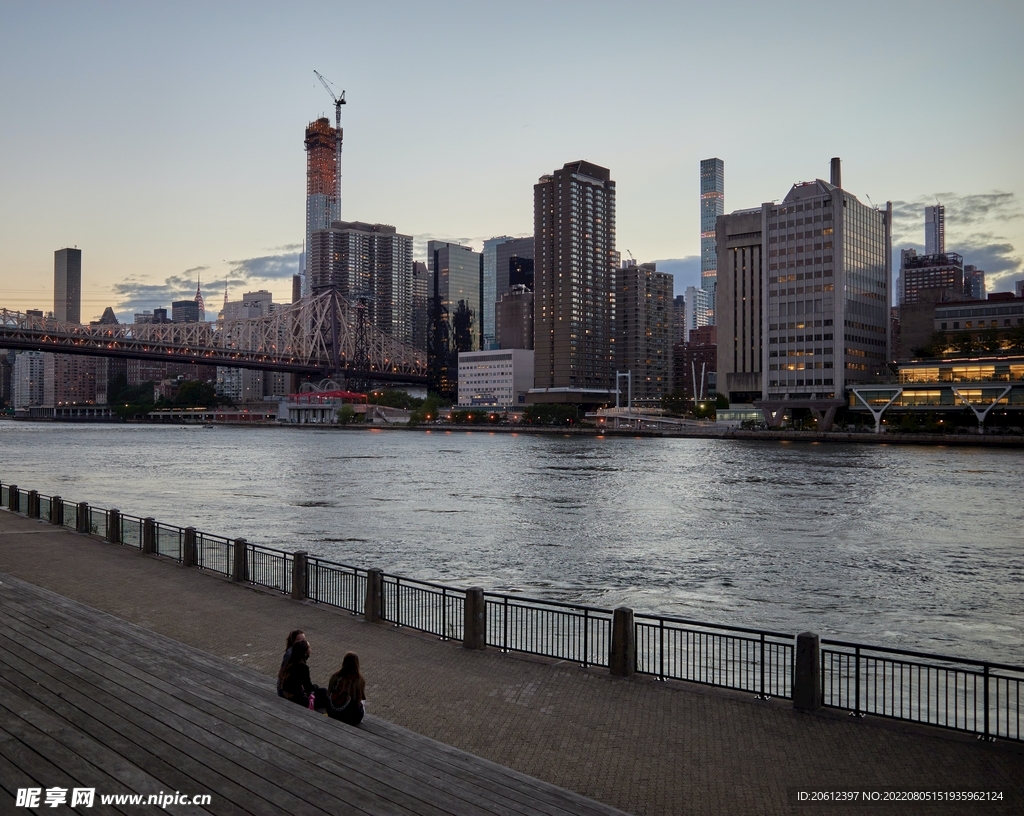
<box><xmin>0</xmin><ymin>290</ymin><xmax>427</xmax><ymax>384</ymax></box>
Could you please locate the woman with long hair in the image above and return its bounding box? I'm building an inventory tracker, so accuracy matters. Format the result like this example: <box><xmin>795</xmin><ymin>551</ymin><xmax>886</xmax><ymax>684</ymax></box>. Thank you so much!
<box><xmin>327</xmin><ymin>652</ymin><xmax>366</xmax><ymax>725</ymax></box>
<box><xmin>277</xmin><ymin>629</ymin><xmax>305</xmax><ymax>697</ymax></box>
<box><xmin>279</xmin><ymin>639</ymin><xmax>333</xmax><ymax>711</ymax></box>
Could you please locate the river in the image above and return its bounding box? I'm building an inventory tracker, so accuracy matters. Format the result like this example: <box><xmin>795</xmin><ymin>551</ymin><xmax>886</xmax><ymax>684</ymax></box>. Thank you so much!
<box><xmin>1</xmin><ymin>422</ymin><xmax>1021</xmax><ymax>664</ymax></box>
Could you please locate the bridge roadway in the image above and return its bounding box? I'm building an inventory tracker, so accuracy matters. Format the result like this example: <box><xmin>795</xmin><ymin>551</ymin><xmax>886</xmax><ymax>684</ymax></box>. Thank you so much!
<box><xmin>0</xmin><ymin>510</ymin><xmax>1021</xmax><ymax>815</ymax></box>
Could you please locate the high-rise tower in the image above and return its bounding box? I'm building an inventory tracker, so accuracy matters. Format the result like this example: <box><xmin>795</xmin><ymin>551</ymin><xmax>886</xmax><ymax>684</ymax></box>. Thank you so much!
<box><xmin>533</xmin><ymin>160</ymin><xmax>616</xmax><ymax>393</ymax></box>
<box><xmin>925</xmin><ymin>205</ymin><xmax>945</xmax><ymax>255</ymax></box>
<box><xmin>700</xmin><ymin>158</ymin><xmax>725</xmax><ymax>324</ymax></box>
<box><xmin>303</xmin><ymin>117</ymin><xmax>341</xmax><ymax>296</ymax></box>
<box><xmin>54</xmin><ymin>248</ymin><xmax>82</xmax><ymax>324</ymax></box>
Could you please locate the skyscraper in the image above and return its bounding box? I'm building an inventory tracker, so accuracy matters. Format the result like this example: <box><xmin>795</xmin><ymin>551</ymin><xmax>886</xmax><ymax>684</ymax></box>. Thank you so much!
<box><xmin>428</xmin><ymin>241</ymin><xmax>483</xmax><ymax>397</ymax></box>
<box><xmin>533</xmin><ymin>160</ymin><xmax>616</xmax><ymax>395</ymax></box>
<box><xmin>900</xmin><ymin>249</ymin><xmax>963</xmax><ymax>305</ymax></box>
<box><xmin>700</xmin><ymin>158</ymin><xmax>725</xmax><ymax>323</ymax></box>
<box><xmin>614</xmin><ymin>262</ymin><xmax>673</xmax><ymax>402</ymax></box>
<box><xmin>683</xmin><ymin>285</ymin><xmax>711</xmax><ymax>341</ymax></box>
<box><xmin>303</xmin><ymin>117</ymin><xmax>341</xmax><ymax>297</ymax></box>
<box><xmin>925</xmin><ymin>205</ymin><xmax>945</xmax><ymax>255</ymax></box>
<box><xmin>308</xmin><ymin>221</ymin><xmax>415</xmax><ymax>344</ymax></box>
<box><xmin>963</xmin><ymin>265</ymin><xmax>986</xmax><ymax>300</ymax></box>
<box><xmin>54</xmin><ymin>248</ymin><xmax>82</xmax><ymax>324</ymax></box>
<box><xmin>716</xmin><ymin>208</ymin><xmax>763</xmax><ymax>404</ymax></box>
<box><xmin>762</xmin><ymin>159</ymin><xmax>892</xmax><ymax>400</ymax></box>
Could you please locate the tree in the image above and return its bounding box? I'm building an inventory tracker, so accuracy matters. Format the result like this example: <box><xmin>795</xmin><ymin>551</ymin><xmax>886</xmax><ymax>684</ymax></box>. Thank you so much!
<box><xmin>409</xmin><ymin>394</ymin><xmax>443</xmax><ymax>425</ymax></box>
<box><xmin>524</xmin><ymin>404</ymin><xmax>579</xmax><ymax>426</ymax></box>
<box><xmin>980</xmin><ymin>328</ymin><xmax>1003</xmax><ymax>352</ymax></box>
<box><xmin>716</xmin><ymin>393</ymin><xmax>729</xmax><ymax>409</ymax></box>
<box><xmin>951</xmin><ymin>331</ymin><xmax>976</xmax><ymax>354</ymax></box>
<box><xmin>173</xmin><ymin>380</ymin><xmax>218</xmax><ymax>407</ymax></box>
<box><xmin>367</xmin><ymin>389</ymin><xmax>423</xmax><ymax>410</ymax></box>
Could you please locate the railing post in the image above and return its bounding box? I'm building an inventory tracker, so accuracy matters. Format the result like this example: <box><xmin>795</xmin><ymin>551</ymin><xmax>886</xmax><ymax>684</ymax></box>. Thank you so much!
<box><xmin>582</xmin><ymin>608</ymin><xmax>590</xmax><ymax>667</ymax></box>
<box><xmin>364</xmin><ymin>568</ymin><xmax>383</xmax><ymax>622</ymax></box>
<box><xmin>106</xmin><ymin>509</ymin><xmax>121</xmax><ymax>544</ymax></box>
<box><xmin>463</xmin><ymin>587</ymin><xmax>486</xmax><ymax>650</ymax></box>
<box><xmin>182</xmin><ymin>527</ymin><xmax>196</xmax><ymax>567</ymax></box>
<box><xmin>76</xmin><ymin>502</ymin><xmax>90</xmax><ymax>534</ymax></box>
<box><xmin>231</xmin><ymin>537</ymin><xmax>249</xmax><ymax>583</ymax></box>
<box><xmin>983</xmin><ymin>664</ymin><xmax>991</xmax><ymax>741</ymax></box>
<box><xmin>50</xmin><ymin>496</ymin><xmax>63</xmax><ymax>526</ymax></box>
<box><xmin>291</xmin><ymin>551</ymin><xmax>308</xmax><ymax>601</ymax></box>
<box><xmin>609</xmin><ymin>607</ymin><xmax>635</xmax><ymax>677</ymax></box>
<box><xmin>7</xmin><ymin>485</ymin><xmax>18</xmax><ymax>512</ymax></box>
<box><xmin>27</xmin><ymin>490</ymin><xmax>39</xmax><ymax>519</ymax></box>
<box><xmin>142</xmin><ymin>517</ymin><xmax>156</xmax><ymax>554</ymax></box>
<box><xmin>854</xmin><ymin>646</ymin><xmax>861</xmax><ymax>715</ymax></box>
<box><xmin>757</xmin><ymin>633</ymin><xmax>767</xmax><ymax>699</ymax></box>
<box><xmin>793</xmin><ymin>632</ymin><xmax>822</xmax><ymax>711</ymax></box>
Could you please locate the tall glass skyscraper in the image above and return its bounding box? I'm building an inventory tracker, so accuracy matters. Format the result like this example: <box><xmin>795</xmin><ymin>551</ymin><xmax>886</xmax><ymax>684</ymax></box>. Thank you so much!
<box><xmin>700</xmin><ymin>158</ymin><xmax>725</xmax><ymax>324</ymax></box>
<box><xmin>925</xmin><ymin>205</ymin><xmax>945</xmax><ymax>255</ymax></box>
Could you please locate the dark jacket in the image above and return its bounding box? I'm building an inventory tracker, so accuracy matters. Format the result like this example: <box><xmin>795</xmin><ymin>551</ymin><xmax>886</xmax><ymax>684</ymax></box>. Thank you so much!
<box><xmin>281</xmin><ymin>661</ymin><xmax>315</xmax><ymax>705</ymax></box>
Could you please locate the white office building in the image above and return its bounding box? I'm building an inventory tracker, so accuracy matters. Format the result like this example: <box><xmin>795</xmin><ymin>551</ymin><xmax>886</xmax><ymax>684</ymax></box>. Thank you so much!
<box><xmin>457</xmin><ymin>349</ymin><xmax>534</xmax><ymax>409</ymax></box>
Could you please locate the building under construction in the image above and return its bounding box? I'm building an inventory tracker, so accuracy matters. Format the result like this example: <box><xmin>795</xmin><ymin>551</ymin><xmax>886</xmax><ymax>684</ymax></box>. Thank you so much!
<box><xmin>304</xmin><ymin>117</ymin><xmax>340</xmax><ymax>295</ymax></box>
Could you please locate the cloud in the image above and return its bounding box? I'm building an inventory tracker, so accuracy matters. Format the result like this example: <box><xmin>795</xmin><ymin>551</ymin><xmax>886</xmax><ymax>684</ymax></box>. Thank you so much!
<box><xmin>890</xmin><ymin>191</ymin><xmax>1023</xmax><ymax>292</ymax></box>
<box><xmin>112</xmin><ymin>249</ymin><xmax>302</xmax><ymax>320</ymax></box>
<box><xmin>651</xmin><ymin>256</ymin><xmax>701</xmax><ymax>296</ymax></box>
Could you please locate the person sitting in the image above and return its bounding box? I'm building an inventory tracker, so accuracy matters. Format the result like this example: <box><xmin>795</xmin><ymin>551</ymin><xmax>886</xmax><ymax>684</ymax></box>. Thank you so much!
<box><xmin>327</xmin><ymin>652</ymin><xmax>366</xmax><ymax>725</ymax></box>
<box><xmin>277</xmin><ymin>629</ymin><xmax>305</xmax><ymax>697</ymax></box>
<box><xmin>279</xmin><ymin>640</ymin><xmax>332</xmax><ymax>711</ymax></box>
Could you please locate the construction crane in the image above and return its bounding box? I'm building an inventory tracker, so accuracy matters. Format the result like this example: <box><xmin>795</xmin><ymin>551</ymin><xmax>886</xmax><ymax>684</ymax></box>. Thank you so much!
<box><xmin>314</xmin><ymin>70</ymin><xmax>346</xmax><ymax>218</ymax></box>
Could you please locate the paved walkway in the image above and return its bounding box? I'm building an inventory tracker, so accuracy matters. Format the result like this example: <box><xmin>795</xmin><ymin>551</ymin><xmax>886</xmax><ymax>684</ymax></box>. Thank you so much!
<box><xmin>0</xmin><ymin>510</ymin><xmax>1021</xmax><ymax>816</ymax></box>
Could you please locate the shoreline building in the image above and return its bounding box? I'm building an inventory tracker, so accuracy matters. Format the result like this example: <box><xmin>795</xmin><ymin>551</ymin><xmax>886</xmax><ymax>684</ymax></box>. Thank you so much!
<box><xmin>531</xmin><ymin>160</ymin><xmax>616</xmax><ymax>403</ymax></box>
<box><xmin>428</xmin><ymin>241</ymin><xmax>483</xmax><ymax>397</ymax></box>
<box><xmin>303</xmin><ymin>117</ymin><xmax>341</xmax><ymax>297</ymax></box>
<box><xmin>674</xmin><ymin>325</ymin><xmax>717</xmax><ymax>399</ymax></box>
<box><xmin>715</xmin><ymin>207</ymin><xmax>764</xmax><ymax>404</ymax></box>
<box><xmin>495</xmin><ymin>285</ymin><xmax>534</xmax><ymax>350</ymax></box>
<box><xmin>614</xmin><ymin>261</ymin><xmax>673</xmax><ymax>403</ymax></box>
<box><xmin>217</xmin><ymin>291</ymin><xmax>287</xmax><ymax>403</ymax></box>
<box><xmin>457</xmin><ymin>348</ymin><xmax>534</xmax><ymax>409</ymax></box>
<box><xmin>900</xmin><ymin>250</ymin><xmax>964</xmax><ymax>306</ymax></box>
<box><xmin>762</xmin><ymin>158</ymin><xmax>892</xmax><ymax>401</ymax></box>
<box><xmin>700</xmin><ymin>158</ymin><xmax>725</xmax><ymax>324</ymax></box>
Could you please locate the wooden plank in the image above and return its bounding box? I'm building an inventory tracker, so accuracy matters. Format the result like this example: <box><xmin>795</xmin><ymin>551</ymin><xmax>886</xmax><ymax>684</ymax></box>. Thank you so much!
<box><xmin>0</xmin><ymin>607</ymin><xmax>427</xmax><ymax>816</ymax></box>
<box><xmin>1</xmin><ymin>576</ymin><xmax>628</xmax><ymax>816</ymax></box>
<box><xmin>0</xmin><ymin>651</ymin><xmax>249</xmax><ymax>816</ymax></box>
<box><xmin>4</xmin><ymin>598</ymin><xmax>605</xmax><ymax>816</ymax></box>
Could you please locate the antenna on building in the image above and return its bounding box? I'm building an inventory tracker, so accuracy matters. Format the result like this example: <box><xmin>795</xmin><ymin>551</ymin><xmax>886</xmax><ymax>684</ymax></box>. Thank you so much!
<box><xmin>314</xmin><ymin>70</ymin><xmax>346</xmax><ymax>219</ymax></box>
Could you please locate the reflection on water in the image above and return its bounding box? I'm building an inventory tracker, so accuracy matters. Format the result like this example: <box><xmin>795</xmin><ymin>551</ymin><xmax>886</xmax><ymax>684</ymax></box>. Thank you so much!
<box><xmin>2</xmin><ymin>422</ymin><xmax>1022</xmax><ymax>663</ymax></box>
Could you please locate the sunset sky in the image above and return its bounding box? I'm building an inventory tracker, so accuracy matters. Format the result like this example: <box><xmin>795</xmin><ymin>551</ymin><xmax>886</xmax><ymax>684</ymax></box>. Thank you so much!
<box><xmin>1</xmin><ymin>1</ymin><xmax>1021</xmax><ymax>322</ymax></box>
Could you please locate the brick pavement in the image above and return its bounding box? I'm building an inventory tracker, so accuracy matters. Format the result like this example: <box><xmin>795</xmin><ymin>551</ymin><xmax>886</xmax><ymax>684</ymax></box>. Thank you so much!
<box><xmin>0</xmin><ymin>510</ymin><xmax>1020</xmax><ymax>816</ymax></box>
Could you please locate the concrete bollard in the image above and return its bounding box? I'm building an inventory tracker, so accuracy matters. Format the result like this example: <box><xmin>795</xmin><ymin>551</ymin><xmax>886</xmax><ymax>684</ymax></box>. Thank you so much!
<box><xmin>27</xmin><ymin>490</ymin><xmax>39</xmax><ymax>519</ymax></box>
<box><xmin>142</xmin><ymin>517</ymin><xmax>156</xmax><ymax>554</ymax></box>
<box><xmin>106</xmin><ymin>509</ymin><xmax>121</xmax><ymax>544</ymax></box>
<box><xmin>182</xmin><ymin>527</ymin><xmax>196</xmax><ymax>567</ymax></box>
<box><xmin>231</xmin><ymin>537</ymin><xmax>248</xmax><ymax>582</ymax></box>
<box><xmin>463</xmin><ymin>587</ymin><xmax>486</xmax><ymax>650</ymax></box>
<box><xmin>364</xmin><ymin>568</ymin><xmax>383</xmax><ymax>622</ymax></box>
<box><xmin>793</xmin><ymin>632</ymin><xmax>822</xmax><ymax>711</ymax></box>
<box><xmin>609</xmin><ymin>607</ymin><xmax>636</xmax><ymax>677</ymax></box>
<box><xmin>291</xmin><ymin>551</ymin><xmax>308</xmax><ymax>601</ymax></box>
<box><xmin>77</xmin><ymin>502</ymin><xmax>90</xmax><ymax>534</ymax></box>
<box><xmin>8</xmin><ymin>485</ymin><xmax>18</xmax><ymax>512</ymax></box>
<box><xmin>50</xmin><ymin>496</ymin><xmax>63</xmax><ymax>526</ymax></box>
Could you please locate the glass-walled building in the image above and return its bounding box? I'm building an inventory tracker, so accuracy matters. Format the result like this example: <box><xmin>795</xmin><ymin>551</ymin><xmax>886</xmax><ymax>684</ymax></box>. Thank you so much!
<box><xmin>700</xmin><ymin>158</ymin><xmax>724</xmax><ymax>324</ymax></box>
<box><xmin>428</xmin><ymin>240</ymin><xmax>482</xmax><ymax>397</ymax></box>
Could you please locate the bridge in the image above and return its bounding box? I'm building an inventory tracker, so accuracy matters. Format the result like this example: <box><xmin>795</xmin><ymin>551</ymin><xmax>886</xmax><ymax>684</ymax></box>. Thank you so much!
<box><xmin>0</xmin><ymin>290</ymin><xmax>428</xmax><ymax>384</ymax></box>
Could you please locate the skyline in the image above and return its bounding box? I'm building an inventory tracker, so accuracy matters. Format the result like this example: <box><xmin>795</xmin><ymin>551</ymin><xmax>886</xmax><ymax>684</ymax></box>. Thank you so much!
<box><xmin>1</xmin><ymin>1</ymin><xmax>1022</xmax><ymax>322</ymax></box>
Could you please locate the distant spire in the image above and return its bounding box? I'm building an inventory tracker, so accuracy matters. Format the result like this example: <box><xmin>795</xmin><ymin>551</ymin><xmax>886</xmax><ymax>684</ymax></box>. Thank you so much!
<box><xmin>223</xmin><ymin>280</ymin><xmax>229</xmax><ymax>311</ymax></box>
<box><xmin>194</xmin><ymin>274</ymin><xmax>205</xmax><ymax>320</ymax></box>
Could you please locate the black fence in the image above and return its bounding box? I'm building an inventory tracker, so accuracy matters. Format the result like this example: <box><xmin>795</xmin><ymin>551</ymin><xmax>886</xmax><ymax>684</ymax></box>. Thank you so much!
<box><xmin>1</xmin><ymin>479</ymin><xmax>1020</xmax><ymax>743</ymax></box>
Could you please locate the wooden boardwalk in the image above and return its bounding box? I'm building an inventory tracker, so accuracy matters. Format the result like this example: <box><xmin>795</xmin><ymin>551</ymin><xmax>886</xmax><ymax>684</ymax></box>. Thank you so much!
<box><xmin>0</xmin><ymin>574</ymin><xmax>627</xmax><ymax>816</ymax></box>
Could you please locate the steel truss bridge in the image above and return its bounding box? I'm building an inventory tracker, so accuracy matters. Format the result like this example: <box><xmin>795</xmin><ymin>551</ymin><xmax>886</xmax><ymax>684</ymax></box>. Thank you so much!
<box><xmin>0</xmin><ymin>290</ymin><xmax>427</xmax><ymax>384</ymax></box>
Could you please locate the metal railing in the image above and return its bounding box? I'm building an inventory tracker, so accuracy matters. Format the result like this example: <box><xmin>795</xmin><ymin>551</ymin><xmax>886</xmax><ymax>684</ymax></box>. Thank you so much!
<box><xmin>0</xmin><ymin>477</ymin><xmax>1020</xmax><ymax>743</ymax></box>
<box><xmin>635</xmin><ymin>614</ymin><xmax>794</xmax><ymax>698</ymax></box>
<box><xmin>383</xmin><ymin>573</ymin><xmax>464</xmax><ymax>640</ymax></box>
<box><xmin>306</xmin><ymin>558</ymin><xmax>366</xmax><ymax>614</ymax></box>
<box><xmin>485</xmin><ymin>594</ymin><xmax>612</xmax><ymax>667</ymax></box>
<box><xmin>249</xmin><ymin>543</ymin><xmax>292</xmax><ymax>594</ymax></box>
<box><xmin>821</xmin><ymin>640</ymin><xmax>1023</xmax><ymax>741</ymax></box>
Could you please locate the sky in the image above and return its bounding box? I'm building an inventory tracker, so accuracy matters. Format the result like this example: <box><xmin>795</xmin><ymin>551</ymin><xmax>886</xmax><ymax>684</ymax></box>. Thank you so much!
<box><xmin>1</xmin><ymin>1</ymin><xmax>1022</xmax><ymax>323</ymax></box>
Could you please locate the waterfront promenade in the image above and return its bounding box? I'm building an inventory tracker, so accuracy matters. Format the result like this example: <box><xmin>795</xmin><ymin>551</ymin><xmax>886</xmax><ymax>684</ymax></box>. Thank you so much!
<box><xmin>1</xmin><ymin>511</ymin><xmax>1021</xmax><ymax>815</ymax></box>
